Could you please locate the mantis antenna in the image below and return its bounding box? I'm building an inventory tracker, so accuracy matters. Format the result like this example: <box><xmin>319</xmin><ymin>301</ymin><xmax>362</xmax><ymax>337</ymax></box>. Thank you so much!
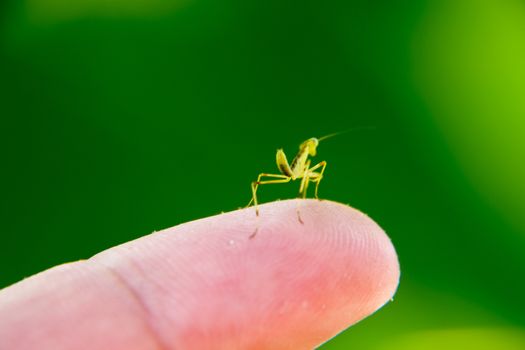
<box><xmin>318</xmin><ymin>126</ymin><xmax>376</xmax><ymax>142</ymax></box>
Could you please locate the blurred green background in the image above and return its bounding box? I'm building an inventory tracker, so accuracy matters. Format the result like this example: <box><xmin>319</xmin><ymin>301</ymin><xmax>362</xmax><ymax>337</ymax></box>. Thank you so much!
<box><xmin>1</xmin><ymin>0</ymin><xmax>525</xmax><ymax>348</ymax></box>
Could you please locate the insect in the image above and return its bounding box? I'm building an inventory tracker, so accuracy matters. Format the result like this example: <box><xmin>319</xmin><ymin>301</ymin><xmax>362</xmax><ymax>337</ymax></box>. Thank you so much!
<box><xmin>247</xmin><ymin>132</ymin><xmax>343</xmax><ymax>216</ymax></box>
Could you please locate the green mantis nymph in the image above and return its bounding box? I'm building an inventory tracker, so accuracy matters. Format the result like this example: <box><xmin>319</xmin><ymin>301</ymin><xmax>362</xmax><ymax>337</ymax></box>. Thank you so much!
<box><xmin>247</xmin><ymin>133</ymin><xmax>343</xmax><ymax>215</ymax></box>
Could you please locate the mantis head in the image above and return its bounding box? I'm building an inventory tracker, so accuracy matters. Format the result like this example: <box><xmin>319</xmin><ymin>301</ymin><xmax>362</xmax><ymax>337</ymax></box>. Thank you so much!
<box><xmin>300</xmin><ymin>138</ymin><xmax>319</xmax><ymax>156</ymax></box>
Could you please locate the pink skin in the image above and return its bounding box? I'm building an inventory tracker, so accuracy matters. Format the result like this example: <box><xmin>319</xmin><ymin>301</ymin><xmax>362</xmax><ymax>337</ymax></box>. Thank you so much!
<box><xmin>0</xmin><ymin>199</ymin><xmax>400</xmax><ymax>350</ymax></box>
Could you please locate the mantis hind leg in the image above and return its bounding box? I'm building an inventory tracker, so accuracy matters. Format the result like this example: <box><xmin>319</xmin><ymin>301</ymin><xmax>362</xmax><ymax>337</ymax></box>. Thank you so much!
<box><xmin>248</xmin><ymin>173</ymin><xmax>291</xmax><ymax>215</ymax></box>
<box><xmin>308</xmin><ymin>161</ymin><xmax>327</xmax><ymax>199</ymax></box>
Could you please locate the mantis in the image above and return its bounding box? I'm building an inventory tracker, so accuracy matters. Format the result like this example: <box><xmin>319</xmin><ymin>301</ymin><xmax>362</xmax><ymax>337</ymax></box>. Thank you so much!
<box><xmin>247</xmin><ymin>133</ymin><xmax>341</xmax><ymax>216</ymax></box>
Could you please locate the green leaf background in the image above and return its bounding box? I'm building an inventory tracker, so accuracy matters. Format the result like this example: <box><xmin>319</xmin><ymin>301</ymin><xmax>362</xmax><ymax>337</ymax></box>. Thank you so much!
<box><xmin>1</xmin><ymin>0</ymin><xmax>524</xmax><ymax>348</ymax></box>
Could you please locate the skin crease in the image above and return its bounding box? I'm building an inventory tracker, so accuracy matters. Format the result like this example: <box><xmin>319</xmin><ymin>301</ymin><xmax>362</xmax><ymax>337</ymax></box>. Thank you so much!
<box><xmin>0</xmin><ymin>199</ymin><xmax>400</xmax><ymax>350</ymax></box>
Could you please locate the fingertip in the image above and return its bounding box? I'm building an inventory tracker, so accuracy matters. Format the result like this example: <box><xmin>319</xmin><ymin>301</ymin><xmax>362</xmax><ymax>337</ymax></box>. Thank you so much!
<box><xmin>245</xmin><ymin>199</ymin><xmax>400</xmax><ymax>346</ymax></box>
